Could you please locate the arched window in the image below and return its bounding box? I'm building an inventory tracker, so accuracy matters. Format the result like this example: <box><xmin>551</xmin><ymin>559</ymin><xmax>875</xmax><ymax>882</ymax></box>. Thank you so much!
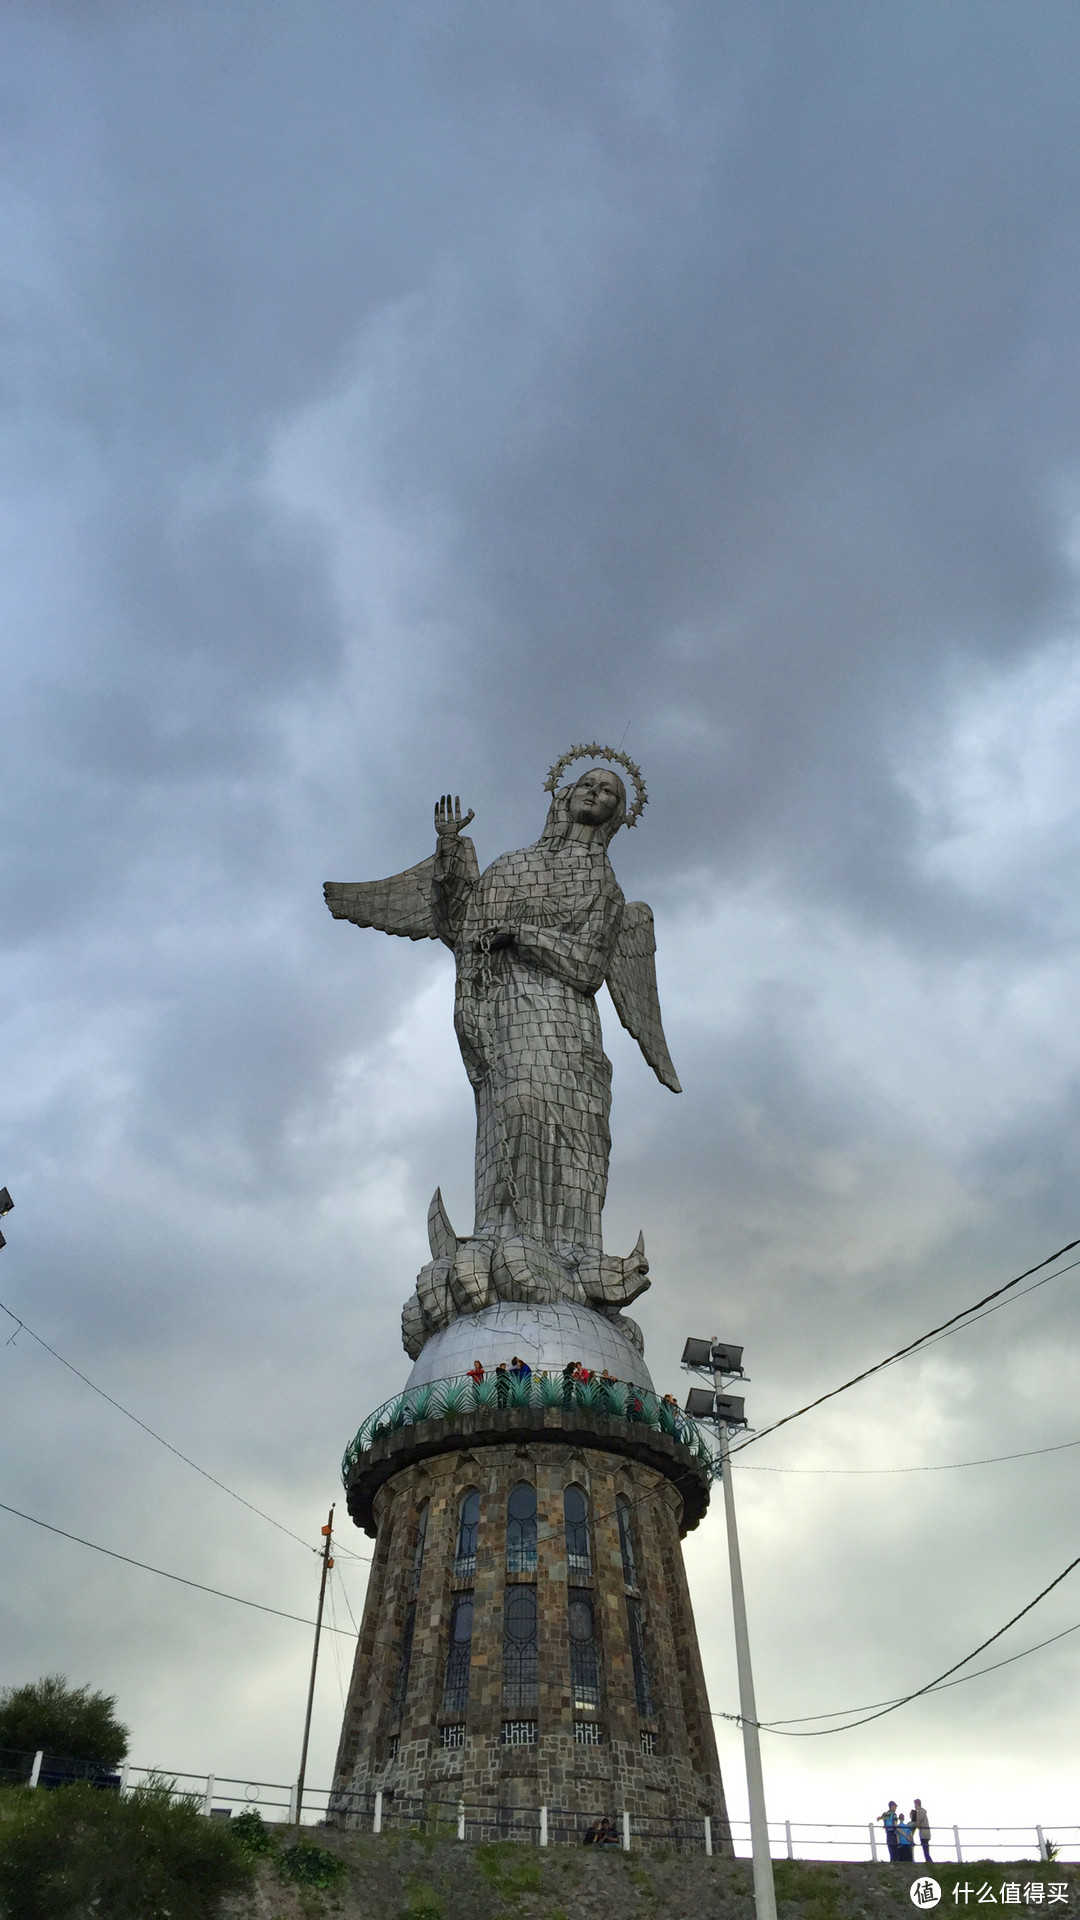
<box><xmin>410</xmin><ymin>1499</ymin><xmax>429</xmax><ymax>1597</ymax></box>
<box><xmin>563</xmin><ymin>1484</ymin><xmax>591</xmax><ymax>1578</ymax></box>
<box><xmin>455</xmin><ymin>1488</ymin><xmax>479</xmax><ymax>1579</ymax></box>
<box><xmin>502</xmin><ymin>1583</ymin><xmax>538</xmax><ymax>1710</ymax></box>
<box><xmin>625</xmin><ymin>1594</ymin><xmax>654</xmax><ymax>1718</ymax></box>
<box><xmin>568</xmin><ymin>1588</ymin><xmax>600</xmax><ymax>1710</ymax></box>
<box><xmin>616</xmin><ymin>1496</ymin><xmax>653</xmax><ymax>1717</ymax></box>
<box><xmin>506</xmin><ymin>1482</ymin><xmax>537</xmax><ymax>1573</ymax></box>
<box><xmin>393</xmin><ymin>1499</ymin><xmax>429</xmax><ymax>1713</ymax></box>
<box><xmin>393</xmin><ymin>1606</ymin><xmax>416</xmax><ymax>1717</ymax></box>
<box><xmin>442</xmin><ymin>1591</ymin><xmax>475</xmax><ymax>1714</ymax></box>
<box><xmin>616</xmin><ymin>1494</ymin><xmax>637</xmax><ymax>1588</ymax></box>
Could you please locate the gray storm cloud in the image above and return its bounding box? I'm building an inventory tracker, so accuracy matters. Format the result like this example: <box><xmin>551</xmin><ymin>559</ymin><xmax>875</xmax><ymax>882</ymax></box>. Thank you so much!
<box><xmin>2</xmin><ymin>0</ymin><xmax>1079</xmax><ymax>1823</ymax></box>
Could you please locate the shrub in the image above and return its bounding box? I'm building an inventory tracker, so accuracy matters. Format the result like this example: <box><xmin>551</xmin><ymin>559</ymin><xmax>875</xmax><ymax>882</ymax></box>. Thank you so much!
<box><xmin>230</xmin><ymin>1807</ymin><xmax>276</xmax><ymax>1854</ymax></box>
<box><xmin>277</xmin><ymin>1839</ymin><xmax>345</xmax><ymax>1888</ymax></box>
<box><xmin>0</xmin><ymin>1778</ymin><xmax>252</xmax><ymax>1920</ymax></box>
<box><xmin>0</xmin><ymin>1676</ymin><xmax>129</xmax><ymax>1769</ymax></box>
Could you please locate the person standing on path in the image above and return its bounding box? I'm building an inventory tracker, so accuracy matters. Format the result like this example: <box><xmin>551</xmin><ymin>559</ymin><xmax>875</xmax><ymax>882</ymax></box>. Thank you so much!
<box><xmin>912</xmin><ymin>1800</ymin><xmax>932</xmax><ymax>1861</ymax></box>
<box><xmin>879</xmin><ymin>1802</ymin><xmax>901</xmax><ymax>1861</ymax></box>
<box><xmin>896</xmin><ymin>1814</ymin><xmax>915</xmax><ymax>1862</ymax></box>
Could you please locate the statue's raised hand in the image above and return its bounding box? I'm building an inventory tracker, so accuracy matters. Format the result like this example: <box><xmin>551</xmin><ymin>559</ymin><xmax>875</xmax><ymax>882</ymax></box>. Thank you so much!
<box><xmin>434</xmin><ymin>794</ymin><xmax>475</xmax><ymax>839</ymax></box>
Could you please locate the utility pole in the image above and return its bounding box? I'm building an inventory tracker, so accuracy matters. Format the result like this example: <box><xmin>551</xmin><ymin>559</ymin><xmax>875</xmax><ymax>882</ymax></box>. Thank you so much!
<box><xmin>718</xmin><ymin>1408</ymin><xmax>777</xmax><ymax>1920</ymax></box>
<box><xmin>682</xmin><ymin>1338</ymin><xmax>777</xmax><ymax>1920</ymax></box>
<box><xmin>295</xmin><ymin>1504</ymin><xmax>334</xmax><ymax>1828</ymax></box>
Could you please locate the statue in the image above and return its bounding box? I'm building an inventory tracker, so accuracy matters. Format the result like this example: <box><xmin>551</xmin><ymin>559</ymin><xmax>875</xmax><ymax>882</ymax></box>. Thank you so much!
<box><xmin>325</xmin><ymin>746</ymin><xmax>680</xmax><ymax>1358</ymax></box>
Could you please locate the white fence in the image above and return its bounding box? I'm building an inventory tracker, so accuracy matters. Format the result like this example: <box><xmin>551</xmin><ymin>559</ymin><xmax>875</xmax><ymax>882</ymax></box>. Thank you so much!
<box><xmin>6</xmin><ymin>1751</ymin><xmax>1078</xmax><ymax>1863</ymax></box>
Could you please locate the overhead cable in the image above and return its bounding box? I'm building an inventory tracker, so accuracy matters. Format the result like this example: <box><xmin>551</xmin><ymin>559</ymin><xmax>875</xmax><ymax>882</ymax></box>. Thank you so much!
<box><xmin>740</xmin><ymin>1544</ymin><xmax>1080</xmax><ymax>1736</ymax></box>
<box><xmin>734</xmin><ymin>1435</ymin><xmax>1080</xmax><ymax>1474</ymax></box>
<box><xmin>0</xmin><ymin>1498</ymin><xmax>355</xmax><ymax>1636</ymax></box>
<box><xmin>728</xmin><ymin>1238</ymin><xmax>1080</xmax><ymax>1456</ymax></box>
<box><xmin>718</xmin><ymin>1618</ymin><xmax>1080</xmax><ymax>1728</ymax></box>
<box><xmin>0</xmin><ymin>1295</ymin><xmax>370</xmax><ymax>1561</ymax></box>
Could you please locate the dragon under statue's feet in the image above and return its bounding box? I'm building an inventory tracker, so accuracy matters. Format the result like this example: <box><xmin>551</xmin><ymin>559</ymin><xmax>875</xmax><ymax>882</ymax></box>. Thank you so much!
<box><xmin>400</xmin><ymin>1189</ymin><xmax>652</xmax><ymax>1360</ymax></box>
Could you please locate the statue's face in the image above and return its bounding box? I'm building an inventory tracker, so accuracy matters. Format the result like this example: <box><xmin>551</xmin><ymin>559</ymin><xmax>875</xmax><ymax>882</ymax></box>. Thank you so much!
<box><xmin>568</xmin><ymin>767</ymin><xmax>623</xmax><ymax>825</ymax></box>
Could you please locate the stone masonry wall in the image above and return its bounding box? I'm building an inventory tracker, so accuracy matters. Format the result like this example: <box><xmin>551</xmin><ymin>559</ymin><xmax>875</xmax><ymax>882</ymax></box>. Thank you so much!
<box><xmin>332</xmin><ymin>1437</ymin><xmax>728</xmax><ymax>1831</ymax></box>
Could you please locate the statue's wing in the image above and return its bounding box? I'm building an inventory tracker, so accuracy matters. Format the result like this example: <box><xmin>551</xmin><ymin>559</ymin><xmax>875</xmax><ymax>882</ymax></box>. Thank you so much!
<box><xmin>324</xmin><ymin>837</ymin><xmax>480</xmax><ymax>942</ymax></box>
<box><xmin>324</xmin><ymin>857</ymin><xmax>438</xmax><ymax>940</ymax></box>
<box><xmin>605</xmin><ymin>900</ymin><xmax>681</xmax><ymax>1093</ymax></box>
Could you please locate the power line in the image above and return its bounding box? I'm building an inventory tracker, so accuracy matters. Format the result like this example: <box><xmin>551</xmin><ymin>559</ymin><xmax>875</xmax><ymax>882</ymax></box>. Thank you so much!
<box><xmin>326</xmin><ymin>1569</ymin><xmax>348</xmax><ymax>1711</ymax></box>
<box><xmin>729</xmin><ymin>1238</ymin><xmax>1080</xmax><ymax>1457</ymax></box>
<box><xmin>899</xmin><ymin>1256</ymin><xmax>1080</xmax><ymax>1360</ymax></box>
<box><xmin>740</xmin><ymin>1545</ymin><xmax>1080</xmax><ymax>1737</ymax></box>
<box><xmin>329</xmin><ymin>1537</ymin><xmax>372</xmax><ymax>1563</ymax></box>
<box><xmin>0</xmin><ymin>1294</ymin><xmax>357</xmax><ymax>1561</ymax></box>
<box><xmin>719</xmin><ymin>1619</ymin><xmax>1080</xmax><ymax>1728</ymax></box>
<box><xmin>0</xmin><ymin>1497</ymin><xmax>356</xmax><ymax>1636</ymax></box>
<box><xmin>333</xmin><ymin>1564</ymin><xmax>362</xmax><ymax>1640</ymax></box>
<box><xmin>733</xmin><ymin>1435</ymin><xmax>1080</xmax><ymax>1474</ymax></box>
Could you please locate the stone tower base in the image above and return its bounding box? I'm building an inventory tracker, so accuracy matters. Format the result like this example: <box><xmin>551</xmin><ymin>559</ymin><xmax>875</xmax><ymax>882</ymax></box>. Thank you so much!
<box><xmin>332</xmin><ymin>1411</ymin><xmax>727</xmax><ymax>1830</ymax></box>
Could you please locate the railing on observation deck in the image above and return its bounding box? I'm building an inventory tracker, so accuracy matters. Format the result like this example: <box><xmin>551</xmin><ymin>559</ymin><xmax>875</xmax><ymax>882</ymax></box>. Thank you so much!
<box><xmin>342</xmin><ymin>1372</ymin><xmax>717</xmax><ymax>1481</ymax></box>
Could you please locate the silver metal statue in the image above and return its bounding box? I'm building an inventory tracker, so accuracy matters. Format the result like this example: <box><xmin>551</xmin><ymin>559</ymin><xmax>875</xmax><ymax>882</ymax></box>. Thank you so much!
<box><xmin>325</xmin><ymin>746</ymin><xmax>680</xmax><ymax>1357</ymax></box>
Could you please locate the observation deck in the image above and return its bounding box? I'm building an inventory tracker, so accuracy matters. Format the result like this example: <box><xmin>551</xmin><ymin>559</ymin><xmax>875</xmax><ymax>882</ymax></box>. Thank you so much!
<box><xmin>342</xmin><ymin>1370</ymin><xmax>718</xmax><ymax>1537</ymax></box>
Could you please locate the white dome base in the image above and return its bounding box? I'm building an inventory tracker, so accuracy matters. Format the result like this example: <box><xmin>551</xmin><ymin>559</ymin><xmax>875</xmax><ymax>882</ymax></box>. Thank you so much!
<box><xmin>404</xmin><ymin>1300</ymin><xmax>654</xmax><ymax>1395</ymax></box>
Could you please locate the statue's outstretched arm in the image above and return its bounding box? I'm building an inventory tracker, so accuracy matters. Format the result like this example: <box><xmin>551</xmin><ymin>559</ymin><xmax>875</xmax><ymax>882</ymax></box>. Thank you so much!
<box><xmin>325</xmin><ymin>799</ymin><xmax>479</xmax><ymax>949</ymax></box>
<box><xmin>432</xmin><ymin>795</ymin><xmax>479</xmax><ymax>945</ymax></box>
<box><xmin>605</xmin><ymin>901</ymin><xmax>681</xmax><ymax>1092</ymax></box>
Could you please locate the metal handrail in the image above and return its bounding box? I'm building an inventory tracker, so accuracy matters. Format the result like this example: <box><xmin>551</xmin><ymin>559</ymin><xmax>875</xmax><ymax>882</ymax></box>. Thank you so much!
<box><xmin>342</xmin><ymin>1371</ymin><xmax>717</xmax><ymax>1481</ymax></box>
<box><xmin>11</xmin><ymin>1748</ymin><xmax>1078</xmax><ymax>1860</ymax></box>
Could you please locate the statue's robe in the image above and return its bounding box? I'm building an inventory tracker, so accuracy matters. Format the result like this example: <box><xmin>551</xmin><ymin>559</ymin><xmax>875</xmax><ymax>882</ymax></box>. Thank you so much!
<box><xmin>433</xmin><ymin>830</ymin><xmax>624</xmax><ymax>1256</ymax></box>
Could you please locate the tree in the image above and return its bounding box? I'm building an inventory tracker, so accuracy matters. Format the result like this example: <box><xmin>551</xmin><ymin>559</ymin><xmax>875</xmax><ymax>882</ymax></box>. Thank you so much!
<box><xmin>0</xmin><ymin>1779</ymin><xmax>253</xmax><ymax>1920</ymax></box>
<box><xmin>0</xmin><ymin>1675</ymin><xmax>129</xmax><ymax>1766</ymax></box>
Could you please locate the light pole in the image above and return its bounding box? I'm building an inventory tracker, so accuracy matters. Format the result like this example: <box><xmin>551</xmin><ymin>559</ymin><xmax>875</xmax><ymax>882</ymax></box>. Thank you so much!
<box><xmin>683</xmin><ymin>1337</ymin><xmax>777</xmax><ymax>1920</ymax></box>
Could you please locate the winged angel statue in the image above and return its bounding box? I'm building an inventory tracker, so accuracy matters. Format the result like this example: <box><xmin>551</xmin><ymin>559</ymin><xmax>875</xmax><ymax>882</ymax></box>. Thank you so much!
<box><xmin>325</xmin><ymin>747</ymin><xmax>680</xmax><ymax>1358</ymax></box>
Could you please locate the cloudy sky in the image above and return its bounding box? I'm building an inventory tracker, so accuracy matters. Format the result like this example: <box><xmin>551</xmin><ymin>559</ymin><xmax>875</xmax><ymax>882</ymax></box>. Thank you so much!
<box><xmin>3</xmin><ymin>0</ymin><xmax>1080</xmax><ymax>1846</ymax></box>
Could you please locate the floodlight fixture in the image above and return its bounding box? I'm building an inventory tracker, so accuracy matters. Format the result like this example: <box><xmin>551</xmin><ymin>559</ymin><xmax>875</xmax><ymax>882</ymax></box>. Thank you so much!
<box><xmin>0</xmin><ymin>1188</ymin><xmax>11</xmax><ymax>1217</ymax></box>
<box><xmin>714</xmin><ymin>1394</ymin><xmax>747</xmax><ymax>1428</ymax></box>
<box><xmin>681</xmin><ymin>1334</ymin><xmax>746</xmax><ymax>1380</ymax></box>
<box><xmin>684</xmin><ymin>1387</ymin><xmax>716</xmax><ymax>1419</ymax></box>
<box><xmin>681</xmin><ymin>1337</ymin><xmax>713</xmax><ymax>1369</ymax></box>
